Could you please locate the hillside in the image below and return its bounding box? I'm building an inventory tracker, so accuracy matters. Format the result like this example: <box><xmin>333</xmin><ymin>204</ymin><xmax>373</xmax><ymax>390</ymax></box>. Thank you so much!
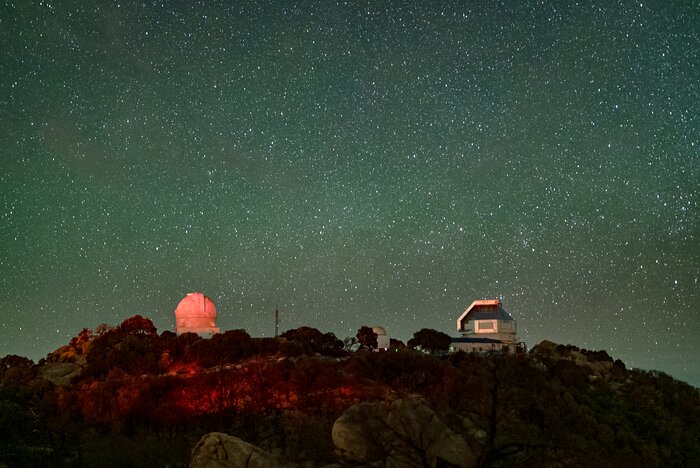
<box><xmin>0</xmin><ymin>317</ymin><xmax>698</xmax><ymax>467</ymax></box>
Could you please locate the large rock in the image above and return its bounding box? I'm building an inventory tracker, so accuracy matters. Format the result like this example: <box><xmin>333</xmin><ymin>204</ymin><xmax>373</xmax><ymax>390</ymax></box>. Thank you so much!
<box><xmin>531</xmin><ymin>340</ymin><xmax>616</xmax><ymax>381</ymax></box>
<box><xmin>529</xmin><ymin>340</ymin><xmax>558</xmax><ymax>356</ymax></box>
<box><xmin>332</xmin><ymin>397</ymin><xmax>475</xmax><ymax>467</ymax></box>
<box><xmin>38</xmin><ymin>362</ymin><xmax>83</xmax><ymax>386</ymax></box>
<box><xmin>190</xmin><ymin>432</ymin><xmax>289</xmax><ymax>468</ymax></box>
<box><xmin>45</xmin><ymin>345</ymin><xmax>89</xmax><ymax>366</ymax></box>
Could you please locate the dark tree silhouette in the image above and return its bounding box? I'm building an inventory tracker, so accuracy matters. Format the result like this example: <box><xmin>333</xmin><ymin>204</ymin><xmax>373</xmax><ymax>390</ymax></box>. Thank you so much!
<box><xmin>281</xmin><ymin>327</ymin><xmax>344</xmax><ymax>355</ymax></box>
<box><xmin>85</xmin><ymin>316</ymin><xmax>160</xmax><ymax>376</ymax></box>
<box><xmin>211</xmin><ymin>329</ymin><xmax>255</xmax><ymax>363</ymax></box>
<box><xmin>356</xmin><ymin>326</ymin><xmax>378</xmax><ymax>350</ymax></box>
<box><xmin>389</xmin><ymin>338</ymin><xmax>406</xmax><ymax>350</ymax></box>
<box><xmin>407</xmin><ymin>328</ymin><xmax>452</xmax><ymax>354</ymax></box>
<box><xmin>95</xmin><ymin>322</ymin><xmax>113</xmax><ymax>335</ymax></box>
<box><xmin>117</xmin><ymin>315</ymin><xmax>158</xmax><ymax>336</ymax></box>
<box><xmin>343</xmin><ymin>336</ymin><xmax>359</xmax><ymax>351</ymax></box>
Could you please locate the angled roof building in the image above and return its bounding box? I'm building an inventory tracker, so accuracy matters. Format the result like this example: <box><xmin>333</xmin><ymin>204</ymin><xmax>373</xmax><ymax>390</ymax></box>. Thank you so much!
<box><xmin>451</xmin><ymin>299</ymin><xmax>520</xmax><ymax>353</ymax></box>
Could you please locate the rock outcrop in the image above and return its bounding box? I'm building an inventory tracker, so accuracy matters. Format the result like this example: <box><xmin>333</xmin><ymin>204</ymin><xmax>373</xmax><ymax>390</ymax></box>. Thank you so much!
<box><xmin>332</xmin><ymin>397</ymin><xmax>475</xmax><ymax>467</ymax></box>
<box><xmin>190</xmin><ymin>432</ymin><xmax>289</xmax><ymax>468</ymax></box>
<box><xmin>530</xmin><ymin>340</ymin><xmax>622</xmax><ymax>381</ymax></box>
<box><xmin>38</xmin><ymin>362</ymin><xmax>83</xmax><ymax>386</ymax></box>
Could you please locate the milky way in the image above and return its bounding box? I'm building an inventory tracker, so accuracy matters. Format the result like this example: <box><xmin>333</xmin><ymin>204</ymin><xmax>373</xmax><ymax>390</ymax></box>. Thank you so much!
<box><xmin>1</xmin><ymin>1</ymin><xmax>698</xmax><ymax>385</ymax></box>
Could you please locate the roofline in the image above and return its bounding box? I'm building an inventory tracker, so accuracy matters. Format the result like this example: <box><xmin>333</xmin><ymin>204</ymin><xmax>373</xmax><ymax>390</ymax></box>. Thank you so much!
<box><xmin>456</xmin><ymin>299</ymin><xmax>502</xmax><ymax>331</ymax></box>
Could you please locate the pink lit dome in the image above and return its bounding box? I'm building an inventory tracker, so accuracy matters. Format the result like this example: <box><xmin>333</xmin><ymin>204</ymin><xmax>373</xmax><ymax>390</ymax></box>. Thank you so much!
<box><xmin>175</xmin><ymin>292</ymin><xmax>220</xmax><ymax>337</ymax></box>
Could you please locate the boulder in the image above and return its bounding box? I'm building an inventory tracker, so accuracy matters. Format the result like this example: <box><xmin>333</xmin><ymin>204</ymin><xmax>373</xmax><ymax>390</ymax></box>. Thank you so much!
<box><xmin>46</xmin><ymin>345</ymin><xmax>72</xmax><ymax>363</ymax></box>
<box><xmin>190</xmin><ymin>432</ymin><xmax>290</xmax><ymax>468</ymax></box>
<box><xmin>332</xmin><ymin>402</ymin><xmax>389</xmax><ymax>462</ymax></box>
<box><xmin>39</xmin><ymin>362</ymin><xmax>83</xmax><ymax>386</ymax></box>
<box><xmin>45</xmin><ymin>344</ymin><xmax>89</xmax><ymax>365</ymax></box>
<box><xmin>332</xmin><ymin>397</ymin><xmax>475</xmax><ymax>467</ymax></box>
<box><xmin>531</xmin><ymin>341</ymin><xmax>617</xmax><ymax>381</ymax></box>
<box><xmin>529</xmin><ymin>340</ymin><xmax>558</xmax><ymax>356</ymax></box>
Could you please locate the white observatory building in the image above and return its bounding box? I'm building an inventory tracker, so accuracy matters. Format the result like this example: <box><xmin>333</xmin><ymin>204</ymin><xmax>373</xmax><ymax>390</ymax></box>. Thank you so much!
<box><xmin>451</xmin><ymin>299</ymin><xmax>518</xmax><ymax>353</ymax></box>
<box><xmin>372</xmin><ymin>326</ymin><xmax>390</xmax><ymax>351</ymax></box>
<box><xmin>175</xmin><ymin>292</ymin><xmax>220</xmax><ymax>338</ymax></box>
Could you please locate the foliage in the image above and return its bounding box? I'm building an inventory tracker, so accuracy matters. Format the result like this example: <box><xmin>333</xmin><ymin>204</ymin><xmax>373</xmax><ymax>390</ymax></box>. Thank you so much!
<box><xmin>117</xmin><ymin>315</ymin><xmax>158</xmax><ymax>336</ymax></box>
<box><xmin>94</xmin><ymin>322</ymin><xmax>113</xmax><ymax>335</ymax></box>
<box><xmin>2</xmin><ymin>321</ymin><xmax>699</xmax><ymax>468</ymax></box>
<box><xmin>355</xmin><ymin>326</ymin><xmax>378</xmax><ymax>349</ymax></box>
<box><xmin>343</xmin><ymin>336</ymin><xmax>359</xmax><ymax>351</ymax></box>
<box><xmin>281</xmin><ymin>326</ymin><xmax>344</xmax><ymax>356</ymax></box>
<box><xmin>407</xmin><ymin>328</ymin><xmax>452</xmax><ymax>353</ymax></box>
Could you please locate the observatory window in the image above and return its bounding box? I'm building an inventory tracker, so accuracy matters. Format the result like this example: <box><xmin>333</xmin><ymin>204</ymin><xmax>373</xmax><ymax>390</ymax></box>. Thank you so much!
<box><xmin>476</xmin><ymin>320</ymin><xmax>494</xmax><ymax>331</ymax></box>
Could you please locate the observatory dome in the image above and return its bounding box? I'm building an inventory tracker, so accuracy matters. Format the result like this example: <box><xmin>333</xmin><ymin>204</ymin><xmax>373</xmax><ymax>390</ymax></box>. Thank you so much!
<box><xmin>175</xmin><ymin>292</ymin><xmax>219</xmax><ymax>338</ymax></box>
<box><xmin>372</xmin><ymin>325</ymin><xmax>390</xmax><ymax>350</ymax></box>
<box><xmin>175</xmin><ymin>292</ymin><xmax>216</xmax><ymax>319</ymax></box>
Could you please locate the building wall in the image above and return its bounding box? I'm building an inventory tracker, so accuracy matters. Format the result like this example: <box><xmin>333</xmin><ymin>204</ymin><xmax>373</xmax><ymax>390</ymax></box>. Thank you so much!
<box><xmin>176</xmin><ymin>316</ymin><xmax>220</xmax><ymax>337</ymax></box>
<box><xmin>451</xmin><ymin>341</ymin><xmax>515</xmax><ymax>354</ymax></box>
<box><xmin>177</xmin><ymin>326</ymin><xmax>220</xmax><ymax>339</ymax></box>
<box><xmin>462</xmin><ymin>319</ymin><xmax>516</xmax><ymax>343</ymax></box>
<box><xmin>376</xmin><ymin>334</ymin><xmax>390</xmax><ymax>350</ymax></box>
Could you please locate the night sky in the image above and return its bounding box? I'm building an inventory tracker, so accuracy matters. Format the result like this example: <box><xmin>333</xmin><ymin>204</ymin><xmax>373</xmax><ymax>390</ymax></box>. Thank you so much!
<box><xmin>1</xmin><ymin>1</ymin><xmax>698</xmax><ymax>385</ymax></box>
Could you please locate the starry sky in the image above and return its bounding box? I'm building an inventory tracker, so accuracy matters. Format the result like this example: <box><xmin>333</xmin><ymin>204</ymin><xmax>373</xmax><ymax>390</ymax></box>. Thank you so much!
<box><xmin>1</xmin><ymin>1</ymin><xmax>698</xmax><ymax>385</ymax></box>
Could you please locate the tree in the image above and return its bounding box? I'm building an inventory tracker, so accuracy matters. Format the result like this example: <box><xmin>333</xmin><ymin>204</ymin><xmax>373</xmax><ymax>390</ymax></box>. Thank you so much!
<box><xmin>356</xmin><ymin>326</ymin><xmax>378</xmax><ymax>350</ymax></box>
<box><xmin>407</xmin><ymin>328</ymin><xmax>452</xmax><ymax>354</ymax></box>
<box><xmin>343</xmin><ymin>336</ymin><xmax>359</xmax><ymax>352</ymax></box>
<box><xmin>281</xmin><ymin>327</ymin><xmax>343</xmax><ymax>355</ymax></box>
<box><xmin>95</xmin><ymin>323</ymin><xmax>113</xmax><ymax>335</ymax></box>
<box><xmin>389</xmin><ymin>338</ymin><xmax>406</xmax><ymax>350</ymax></box>
<box><xmin>176</xmin><ymin>332</ymin><xmax>204</xmax><ymax>362</ymax></box>
<box><xmin>0</xmin><ymin>355</ymin><xmax>35</xmax><ymax>382</ymax></box>
<box><xmin>117</xmin><ymin>315</ymin><xmax>157</xmax><ymax>336</ymax></box>
<box><xmin>210</xmin><ymin>329</ymin><xmax>255</xmax><ymax>363</ymax></box>
<box><xmin>320</xmin><ymin>332</ymin><xmax>345</xmax><ymax>356</ymax></box>
<box><xmin>85</xmin><ymin>316</ymin><xmax>160</xmax><ymax>376</ymax></box>
<box><xmin>282</xmin><ymin>326</ymin><xmax>325</xmax><ymax>354</ymax></box>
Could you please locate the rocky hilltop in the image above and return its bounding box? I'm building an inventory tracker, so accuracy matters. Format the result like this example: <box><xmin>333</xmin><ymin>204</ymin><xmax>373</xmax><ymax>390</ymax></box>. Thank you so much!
<box><xmin>1</xmin><ymin>319</ymin><xmax>698</xmax><ymax>467</ymax></box>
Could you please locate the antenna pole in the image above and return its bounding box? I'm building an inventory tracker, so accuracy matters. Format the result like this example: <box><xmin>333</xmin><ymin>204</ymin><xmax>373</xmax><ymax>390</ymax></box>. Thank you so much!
<box><xmin>275</xmin><ymin>307</ymin><xmax>279</xmax><ymax>337</ymax></box>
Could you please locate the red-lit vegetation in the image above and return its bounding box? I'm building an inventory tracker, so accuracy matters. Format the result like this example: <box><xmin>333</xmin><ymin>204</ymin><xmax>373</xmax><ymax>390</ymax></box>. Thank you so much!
<box><xmin>1</xmin><ymin>316</ymin><xmax>699</xmax><ymax>467</ymax></box>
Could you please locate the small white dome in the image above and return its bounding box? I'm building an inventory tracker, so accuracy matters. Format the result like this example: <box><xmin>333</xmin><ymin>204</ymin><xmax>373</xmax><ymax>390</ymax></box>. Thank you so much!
<box><xmin>372</xmin><ymin>326</ymin><xmax>387</xmax><ymax>336</ymax></box>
